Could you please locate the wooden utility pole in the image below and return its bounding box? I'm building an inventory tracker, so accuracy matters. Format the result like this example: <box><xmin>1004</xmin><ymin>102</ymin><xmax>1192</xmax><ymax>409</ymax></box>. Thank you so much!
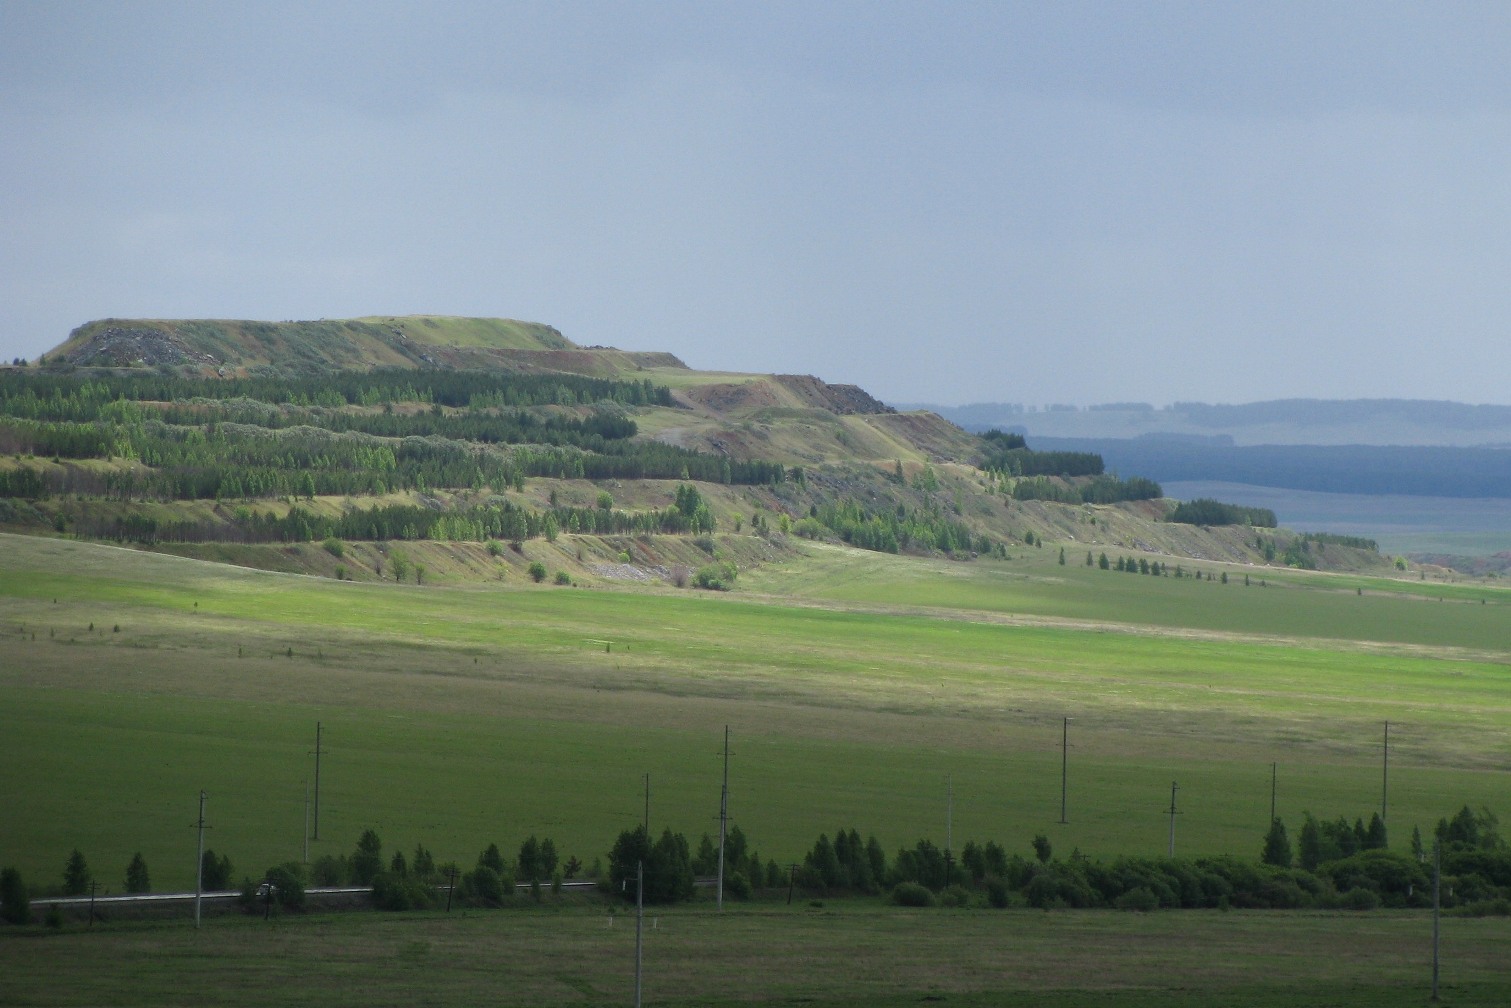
<box><xmin>1060</xmin><ymin>717</ymin><xmax>1072</xmax><ymax>824</ymax></box>
<box><xmin>311</xmin><ymin>722</ymin><xmax>325</xmax><ymax>841</ymax></box>
<box><xmin>717</xmin><ymin>726</ymin><xmax>730</xmax><ymax>911</ymax></box>
<box><xmin>194</xmin><ymin>790</ymin><xmax>207</xmax><ymax>929</ymax></box>
<box><xmin>1166</xmin><ymin>782</ymin><xmax>1181</xmax><ymax>857</ymax></box>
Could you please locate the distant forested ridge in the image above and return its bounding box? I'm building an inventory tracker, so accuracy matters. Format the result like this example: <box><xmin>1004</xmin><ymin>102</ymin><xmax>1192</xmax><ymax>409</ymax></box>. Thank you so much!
<box><xmin>1028</xmin><ymin>438</ymin><xmax>1511</xmax><ymax>499</ymax></box>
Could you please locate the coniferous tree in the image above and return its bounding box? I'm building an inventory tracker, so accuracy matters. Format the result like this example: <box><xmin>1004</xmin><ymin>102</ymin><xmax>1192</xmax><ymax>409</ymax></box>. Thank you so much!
<box><xmin>1262</xmin><ymin>818</ymin><xmax>1293</xmax><ymax>868</ymax></box>
<box><xmin>1364</xmin><ymin>813</ymin><xmax>1388</xmax><ymax>850</ymax></box>
<box><xmin>352</xmin><ymin>829</ymin><xmax>383</xmax><ymax>885</ymax></box>
<box><xmin>63</xmin><ymin>849</ymin><xmax>90</xmax><ymax>895</ymax></box>
<box><xmin>1298</xmin><ymin>813</ymin><xmax>1324</xmax><ymax>871</ymax></box>
<box><xmin>125</xmin><ymin>852</ymin><xmax>150</xmax><ymax>893</ymax></box>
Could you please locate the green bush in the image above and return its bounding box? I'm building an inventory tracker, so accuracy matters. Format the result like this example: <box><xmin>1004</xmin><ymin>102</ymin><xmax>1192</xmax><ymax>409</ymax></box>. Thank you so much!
<box><xmin>890</xmin><ymin>881</ymin><xmax>936</xmax><ymax>907</ymax></box>
<box><xmin>1114</xmin><ymin>886</ymin><xmax>1159</xmax><ymax>912</ymax></box>
<box><xmin>724</xmin><ymin>871</ymin><xmax>752</xmax><ymax>900</ymax></box>
<box><xmin>939</xmin><ymin>884</ymin><xmax>972</xmax><ymax>908</ymax></box>
<box><xmin>528</xmin><ymin>561</ymin><xmax>547</xmax><ymax>583</ymax></box>
<box><xmin>984</xmin><ymin>875</ymin><xmax>1011</xmax><ymax>908</ymax></box>
<box><xmin>1448</xmin><ymin>898</ymin><xmax>1511</xmax><ymax>918</ymax></box>
<box><xmin>465</xmin><ymin>866</ymin><xmax>505</xmax><ymax>906</ymax></box>
<box><xmin>322</xmin><ymin>537</ymin><xmax>345</xmax><ymax>558</ymax></box>
<box><xmin>372</xmin><ymin>871</ymin><xmax>436</xmax><ymax>911</ymax></box>
<box><xmin>265</xmin><ymin>863</ymin><xmax>307</xmax><ymax>910</ymax></box>
<box><xmin>1</xmin><ymin>867</ymin><xmax>30</xmax><ymax>925</ymax></box>
<box><xmin>553</xmin><ymin>570</ymin><xmax>571</xmax><ymax>585</ymax></box>
<box><xmin>693</xmin><ymin>560</ymin><xmax>738</xmax><ymax>590</ymax></box>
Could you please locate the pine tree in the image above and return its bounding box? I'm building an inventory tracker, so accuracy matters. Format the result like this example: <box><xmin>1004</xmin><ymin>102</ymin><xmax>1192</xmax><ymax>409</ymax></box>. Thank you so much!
<box><xmin>1298</xmin><ymin>813</ymin><xmax>1323</xmax><ymax>871</ymax></box>
<box><xmin>1262</xmin><ymin>818</ymin><xmax>1293</xmax><ymax>868</ymax></box>
<box><xmin>63</xmin><ymin>849</ymin><xmax>90</xmax><ymax>896</ymax></box>
<box><xmin>125</xmin><ymin>852</ymin><xmax>151</xmax><ymax>893</ymax></box>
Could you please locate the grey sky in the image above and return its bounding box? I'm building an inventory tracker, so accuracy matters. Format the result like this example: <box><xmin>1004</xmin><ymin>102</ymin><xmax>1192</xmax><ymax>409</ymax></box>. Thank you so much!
<box><xmin>4</xmin><ymin>1</ymin><xmax>1510</xmax><ymax>407</ymax></box>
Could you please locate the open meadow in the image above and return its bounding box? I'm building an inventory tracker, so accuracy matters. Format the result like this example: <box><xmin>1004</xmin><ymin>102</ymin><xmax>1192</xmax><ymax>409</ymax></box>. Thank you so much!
<box><xmin>4</xmin><ymin>900</ymin><xmax>1510</xmax><ymax>1007</ymax></box>
<box><xmin>2</xmin><ymin>531</ymin><xmax>1508</xmax><ymax>899</ymax></box>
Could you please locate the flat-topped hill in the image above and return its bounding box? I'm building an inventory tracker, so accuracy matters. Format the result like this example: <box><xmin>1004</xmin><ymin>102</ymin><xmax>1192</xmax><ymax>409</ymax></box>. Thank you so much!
<box><xmin>52</xmin><ymin>315</ymin><xmax>594</xmax><ymax>374</ymax></box>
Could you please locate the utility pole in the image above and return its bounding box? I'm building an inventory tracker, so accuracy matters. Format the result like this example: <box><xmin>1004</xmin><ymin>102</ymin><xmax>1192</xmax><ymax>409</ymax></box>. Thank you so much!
<box><xmin>1382</xmin><ymin>721</ymin><xmax>1390</xmax><ymax>825</ymax></box>
<box><xmin>1060</xmin><ymin>717</ymin><xmax>1072</xmax><ymax>824</ymax></box>
<box><xmin>1431</xmin><ymin>836</ymin><xmax>1441</xmax><ymax>1002</ymax></box>
<box><xmin>717</xmin><ymin>725</ymin><xmax>730</xmax><ymax>911</ymax></box>
<box><xmin>194</xmin><ymin>790</ymin><xmax>207</xmax><ymax>929</ymax></box>
<box><xmin>634</xmin><ymin>858</ymin><xmax>645</xmax><ymax>1008</ymax></box>
<box><xmin>1270</xmin><ymin>762</ymin><xmax>1277</xmax><ymax>824</ymax></box>
<box><xmin>1166</xmin><ymin>782</ymin><xmax>1181</xmax><ymax>858</ymax></box>
<box><xmin>643</xmin><ymin>773</ymin><xmax>650</xmax><ymax>835</ymax></box>
<box><xmin>310</xmin><ymin>722</ymin><xmax>325</xmax><ymax>841</ymax></box>
<box><xmin>303</xmin><ymin>779</ymin><xmax>310</xmax><ymax>864</ymax></box>
<box><xmin>945</xmin><ymin>774</ymin><xmax>954</xmax><ymax>885</ymax></box>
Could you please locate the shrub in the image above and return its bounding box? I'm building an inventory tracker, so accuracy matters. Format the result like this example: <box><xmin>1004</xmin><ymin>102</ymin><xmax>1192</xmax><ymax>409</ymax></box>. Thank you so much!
<box><xmin>553</xmin><ymin>570</ymin><xmax>571</xmax><ymax>585</ymax></box>
<box><xmin>985</xmin><ymin>875</ymin><xmax>1011</xmax><ymax>908</ymax></box>
<box><xmin>890</xmin><ymin>881</ymin><xmax>936</xmax><ymax>907</ymax></box>
<box><xmin>939</xmin><ymin>884</ymin><xmax>972</xmax><ymax>908</ymax></box>
<box><xmin>1115</xmin><ymin>886</ymin><xmax>1160</xmax><ymax>912</ymax></box>
<box><xmin>310</xmin><ymin>854</ymin><xmax>346</xmax><ymax>887</ymax></box>
<box><xmin>322</xmin><ymin>537</ymin><xmax>344</xmax><ymax>558</ymax></box>
<box><xmin>693</xmin><ymin>561</ymin><xmax>737</xmax><ymax>590</ymax></box>
<box><xmin>724</xmin><ymin>871</ymin><xmax>751</xmax><ymax>900</ymax></box>
<box><xmin>1</xmin><ymin>867</ymin><xmax>30</xmax><ymax>925</ymax></box>
<box><xmin>372</xmin><ymin>871</ymin><xmax>436</xmax><ymax>911</ymax></box>
<box><xmin>466</xmin><ymin>866</ymin><xmax>505</xmax><ymax>905</ymax></box>
<box><xmin>200</xmin><ymin>849</ymin><xmax>233</xmax><ymax>890</ymax></box>
<box><xmin>528</xmin><ymin>561</ymin><xmax>547</xmax><ymax>583</ymax></box>
<box><xmin>265</xmin><ymin>863</ymin><xmax>307</xmax><ymax>910</ymax></box>
<box><xmin>1448</xmin><ymin>898</ymin><xmax>1511</xmax><ymax>918</ymax></box>
<box><xmin>486</xmin><ymin>540</ymin><xmax>505</xmax><ymax>557</ymax></box>
<box><xmin>1335</xmin><ymin>887</ymin><xmax>1381</xmax><ymax>911</ymax></box>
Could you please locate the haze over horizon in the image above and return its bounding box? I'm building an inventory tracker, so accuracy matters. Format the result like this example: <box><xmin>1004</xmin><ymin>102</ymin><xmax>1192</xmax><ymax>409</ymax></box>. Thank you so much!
<box><xmin>5</xmin><ymin>2</ymin><xmax>1511</xmax><ymax>408</ymax></box>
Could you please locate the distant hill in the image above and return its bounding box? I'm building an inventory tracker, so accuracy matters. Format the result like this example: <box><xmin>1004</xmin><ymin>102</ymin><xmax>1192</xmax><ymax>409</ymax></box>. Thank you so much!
<box><xmin>0</xmin><ymin>315</ymin><xmax>1413</xmax><ymax>579</ymax></box>
<box><xmin>906</xmin><ymin>399</ymin><xmax>1511</xmax><ymax>448</ymax></box>
<box><xmin>1029</xmin><ymin>438</ymin><xmax>1511</xmax><ymax>499</ymax></box>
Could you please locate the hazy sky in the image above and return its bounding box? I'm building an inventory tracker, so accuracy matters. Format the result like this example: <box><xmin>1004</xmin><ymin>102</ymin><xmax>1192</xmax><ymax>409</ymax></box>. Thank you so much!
<box><xmin>5</xmin><ymin>2</ymin><xmax>1510</xmax><ymax>407</ymax></box>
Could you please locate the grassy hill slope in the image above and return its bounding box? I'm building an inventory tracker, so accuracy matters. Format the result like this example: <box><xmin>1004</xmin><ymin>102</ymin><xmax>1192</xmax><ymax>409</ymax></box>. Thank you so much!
<box><xmin>2</xmin><ymin>531</ymin><xmax>1507</xmax><ymax>896</ymax></box>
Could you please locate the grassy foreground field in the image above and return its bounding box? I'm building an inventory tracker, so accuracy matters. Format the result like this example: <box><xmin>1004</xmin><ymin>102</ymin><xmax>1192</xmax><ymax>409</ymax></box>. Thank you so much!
<box><xmin>3</xmin><ymin>901</ymin><xmax>1509</xmax><ymax>1008</ymax></box>
<box><xmin>2</xmin><ymin>532</ymin><xmax>1509</xmax><ymax>896</ymax></box>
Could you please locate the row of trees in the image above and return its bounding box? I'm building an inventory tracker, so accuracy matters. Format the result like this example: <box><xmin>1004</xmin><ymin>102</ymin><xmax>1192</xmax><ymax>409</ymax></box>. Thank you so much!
<box><xmin>1168</xmin><ymin>497</ymin><xmax>1278</xmax><ymax>528</ymax></box>
<box><xmin>1010</xmin><ymin>473</ymin><xmax>1162</xmax><ymax>505</ymax></box>
<box><xmin>796</xmin><ymin>498</ymin><xmax>990</xmax><ymax>556</ymax></box>
<box><xmin>0</xmin><ymin>366</ymin><xmax>672</xmax><ymax>417</ymax></box>
<box><xmin>979</xmin><ymin>429</ymin><xmax>1105</xmax><ymax>478</ymax></box>
<box><xmin>1</xmin><ymin>419</ymin><xmax>789</xmax><ymax>504</ymax></box>
<box><xmin>5</xmin><ymin>805</ymin><xmax>1504</xmax><ymax>925</ymax></box>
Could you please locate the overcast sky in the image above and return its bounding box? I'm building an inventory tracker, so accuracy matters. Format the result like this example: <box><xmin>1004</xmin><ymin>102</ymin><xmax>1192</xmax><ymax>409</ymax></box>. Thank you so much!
<box><xmin>4</xmin><ymin>2</ymin><xmax>1510</xmax><ymax>407</ymax></box>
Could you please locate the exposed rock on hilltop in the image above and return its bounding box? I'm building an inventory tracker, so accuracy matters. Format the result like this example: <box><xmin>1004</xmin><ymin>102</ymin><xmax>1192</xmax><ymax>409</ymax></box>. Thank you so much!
<box><xmin>772</xmin><ymin>375</ymin><xmax>895</xmax><ymax>415</ymax></box>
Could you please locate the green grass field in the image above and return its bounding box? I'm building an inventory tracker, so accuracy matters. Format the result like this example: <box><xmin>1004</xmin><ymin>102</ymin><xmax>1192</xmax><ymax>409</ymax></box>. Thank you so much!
<box><xmin>4</xmin><ymin>902</ymin><xmax>1508</xmax><ymax>1008</ymax></box>
<box><xmin>3</xmin><ymin>531</ymin><xmax>1508</xmax><ymax>900</ymax></box>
